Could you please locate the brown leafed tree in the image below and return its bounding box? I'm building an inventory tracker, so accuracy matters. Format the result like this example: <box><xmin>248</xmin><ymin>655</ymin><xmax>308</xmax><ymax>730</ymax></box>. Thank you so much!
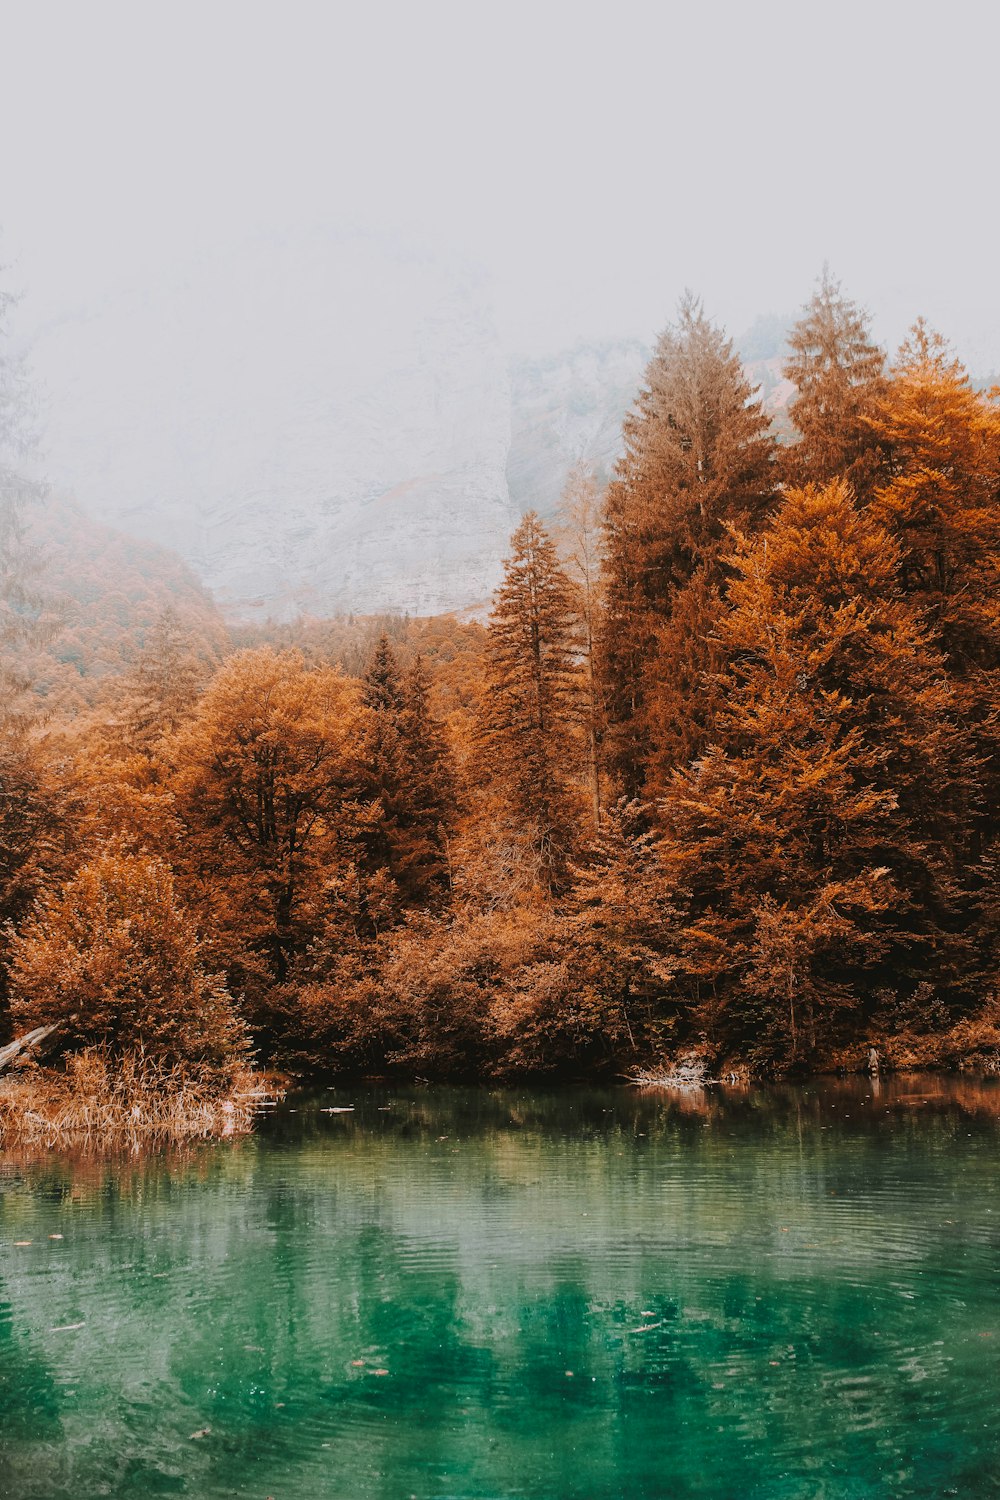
<box><xmin>601</xmin><ymin>294</ymin><xmax>776</xmax><ymax>792</ymax></box>
<box><xmin>170</xmin><ymin>647</ymin><xmax>369</xmax><ymax>985</ymax></box>
<box><xmin>557</xmin><ymin>462</ymin><xmax>605</xmax><ymax>829</ymax></box>
<box><xmin>867</xmin><ymin>321</ymin><xmax>1000</xmax><ymax>681</ymax></box>
<box><xmin>8</xmin><ymin>848</ymin><xmax>248</xmax><ymax>1069</ymax></box>
<box><xmin>783</xmin><ymin>268</ymin><xmax>887</xmax><ymax>492</ymax></box>
<box><xmin>661</xmin><ymin>480</ymin><xmax>972</xmax><ymax>1066</ymax></box>
<box><xmin>359</xmin><ymin>634</ymin><xmax>456</xmax><ymax>910</ymax></box>
<box><xmin>474</xmin><ymin>511</ymin><xmax>581</xmax><ymax>892</ymax></box>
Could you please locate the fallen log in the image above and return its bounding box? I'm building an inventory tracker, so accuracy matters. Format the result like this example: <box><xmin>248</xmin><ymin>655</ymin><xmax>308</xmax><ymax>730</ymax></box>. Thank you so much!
<box><xmin>0</xmin><ymin>1023</ymin><xmax>60</xmax><ymax>1075</ymax></box>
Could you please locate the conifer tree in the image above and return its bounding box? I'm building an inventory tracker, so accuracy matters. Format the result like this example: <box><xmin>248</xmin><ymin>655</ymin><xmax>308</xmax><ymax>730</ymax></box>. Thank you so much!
<box><xmin>0</xmin><ymin>272</ymin><xmax>53</xmax><ymax>1035</ymax></box>
<box><xmin>476</xmin><ymin>511</ymin><xmax>580</xmax><ymax>890</ymax></box>
<box><xmin>783</xmin><ymin>268</ymin><xmax>887</xmax><ymax>491</ymax></box>
<box><xmin>867</xmin><ymin>323</ymin><xmax>1000</xmax><ymax>966</ymax></box>
<box><xmin>558</xmin><ymin>462</ymin><xmax>605</xmax><ymax>828</ymax></box>
<box><xmin>602</xmin><ymin>295</ymin><xmax>776</xmax><ymax>792</ymax></box>
<box><xmin>867</xmin><ymin>321</ymin><xmax>1000</xmax><ymax>676</ymax></box>
<box><xmin>661</xmin><ymin>481</ymin><xmax>971</xmax><ymax>1065</ymax></box>
<box><xmin>120</xmin><ymin>605</ymin><xmax>210</xmax><ymax>751</ymax></box>
<box><xmin>360</xmin><ymin>634</ymin><xmax>455</xmax><ymax>907</ymax></box>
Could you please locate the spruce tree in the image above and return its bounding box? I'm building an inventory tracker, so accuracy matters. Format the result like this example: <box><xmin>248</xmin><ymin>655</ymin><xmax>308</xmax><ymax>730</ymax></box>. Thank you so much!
<box><xmin>783</xmin><ymin>268</ymin><xmax>887</xmax><ymax>491</ymax></box>
<box><xmin>601</xmin><ymin>295</ymin><xmax>776</xmax><ymax>792</ymax></box>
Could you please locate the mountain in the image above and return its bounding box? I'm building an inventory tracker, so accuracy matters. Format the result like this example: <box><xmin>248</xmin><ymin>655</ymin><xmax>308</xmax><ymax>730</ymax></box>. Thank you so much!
<box><xmin>26</xmin><ymin>241</ymin><xmax>801</xmax><ymax>620</ymax></box>
<box><xmin>21</xmin><ymin>493</ymin><xmax>226</xmax><ymax>711</ymax></box>
<box><xmin>506</xmin><ymin>340</ymin><xmax>649</xmax><ymax>519</ymax></box>
<box><xmin>29</xmin><ymin>235</ymin><xmax>517</xmax><ymax>620</ymax></box>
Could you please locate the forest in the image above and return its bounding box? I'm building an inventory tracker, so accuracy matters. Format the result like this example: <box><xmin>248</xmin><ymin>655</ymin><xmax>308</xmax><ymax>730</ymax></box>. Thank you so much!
<box><xmin>3</xmin><ymin>270</ymin><xmax>1000</xmax><ymax>1110</ymax></box>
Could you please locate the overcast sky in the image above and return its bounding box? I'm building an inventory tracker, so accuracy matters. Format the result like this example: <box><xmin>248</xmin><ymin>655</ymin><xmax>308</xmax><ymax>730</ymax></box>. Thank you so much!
<box><xmin>2</xmin><ymin>0</ymin><xmax>999</xmax><ymax>367</ymax></box>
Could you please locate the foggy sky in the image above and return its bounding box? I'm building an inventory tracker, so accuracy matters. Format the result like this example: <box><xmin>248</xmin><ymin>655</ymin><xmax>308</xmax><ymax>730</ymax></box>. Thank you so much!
<box><xmin>2</xmin><ymin>0</ymin><xmax>999</xmax><ymax>368</ymax></box>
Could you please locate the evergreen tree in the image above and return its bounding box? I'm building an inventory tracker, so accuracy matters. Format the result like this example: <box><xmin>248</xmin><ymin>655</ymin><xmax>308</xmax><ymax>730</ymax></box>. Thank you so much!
<box><xmin>476</xmin><ymin>511</ymin><xmax>580</xmax><ymax>891</ymax></box>
<box><xmin>602</xmin><ymin>295</ymin><xmax>776</xmax><ymax>792</ymax></box>
<box><xmin>783</xmin><ymin>268</ymin><xmax>887</xmax><ymax>491</ymax></box>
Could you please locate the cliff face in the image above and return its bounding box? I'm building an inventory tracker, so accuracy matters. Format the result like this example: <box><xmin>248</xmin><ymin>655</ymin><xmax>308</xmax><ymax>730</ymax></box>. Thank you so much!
<box><xmin>506</xmin><ymin>340</ymin><xmax>648</xmax><ymax>519</ymax></box>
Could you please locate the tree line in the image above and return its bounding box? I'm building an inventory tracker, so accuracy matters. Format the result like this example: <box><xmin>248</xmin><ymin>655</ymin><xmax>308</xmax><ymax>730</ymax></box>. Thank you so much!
<box><xmin>3</xmin><ymin>270</ymin><xmax>1000</xmax><ymax>1081</ymax></box>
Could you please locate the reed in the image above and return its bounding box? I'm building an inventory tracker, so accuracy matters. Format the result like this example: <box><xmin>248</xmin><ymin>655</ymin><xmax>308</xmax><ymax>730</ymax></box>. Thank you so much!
<box><xmin>0</xmin><ymin>1048</ymin><xmax>282</xmax><ymax>1149</ymax></box>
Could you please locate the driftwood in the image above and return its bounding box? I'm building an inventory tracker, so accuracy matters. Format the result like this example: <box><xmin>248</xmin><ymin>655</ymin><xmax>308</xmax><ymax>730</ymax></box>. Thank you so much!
<box><xmin>0</xmin><ymin>1023</ymin><xmax>60</xmax><ymax>1075</ymax></box>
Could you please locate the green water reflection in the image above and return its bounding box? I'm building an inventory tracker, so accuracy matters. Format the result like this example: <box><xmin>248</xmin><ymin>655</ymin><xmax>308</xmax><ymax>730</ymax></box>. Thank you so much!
<box><xmin>2</xmin><ymin>1076</ymin><xmax>1000</xmax><ymax>1498</ymax></box>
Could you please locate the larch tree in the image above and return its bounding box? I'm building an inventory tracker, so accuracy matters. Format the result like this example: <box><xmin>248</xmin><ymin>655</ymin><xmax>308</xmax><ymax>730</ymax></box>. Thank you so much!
<box><xmin>601</xmin><ymin>294</ymin><xmax>777</xmax><ymax>794</ymax></box>
<box><xmin>359</xmin><ymin>634</ymin><xmax>455</xmax><ymax>909</ymax></box>
<box><xmin>867</xmin><ymin>323</ymin><xmax>1000</xmax><ymax>970</ymax></box>
<box><xmin>558</xmin><ymin>462</ymin><xmax>605</xmax><ymax>829</ymax></box>
<box><xmin>119</xmin><ymin>605</ymin><xmax>213</xmax><ymax>753</ymax></box>
<box><xmin>867</xmin><ymin>321</ymin><xmax>1000</xmax><ymax>680</ymax></box>
<box><xmin>475</xmin><ymin>511</ymin><xmax>580</xmax><ymax>892</ymax></box>
<box><xmin>783</xmin><ymin>268</ymin><xmax>887</xmax><ymax>491</ymax></box>
<box><xmin>660</xmin><ymin>481</ymin><xmax>971</xmax><ymax>1067</ymax></box>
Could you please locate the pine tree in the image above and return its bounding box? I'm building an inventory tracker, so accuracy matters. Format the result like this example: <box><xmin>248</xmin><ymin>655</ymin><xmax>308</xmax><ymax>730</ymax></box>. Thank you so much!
<box><xmin>476</xmin><ymin>511</ymin><xmax>580</xmax><ymax>891</ymax></box>
<box><xmin>783</xmin><ymin>268</ymin><xmax>887</xmax><ymax>491</ymax></box>
<box><xmin>601</xmin><ymin>295</ymin><xmax>776</xmax><ymax>792</ymax></box>
<box><xmin>0</xmin><ymin>272</ymin><xmax>53</xmax><ymax>1038</ymax></box>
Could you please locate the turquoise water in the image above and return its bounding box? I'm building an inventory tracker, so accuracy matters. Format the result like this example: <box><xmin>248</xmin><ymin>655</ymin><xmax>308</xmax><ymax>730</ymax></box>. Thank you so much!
<box><xmin>2</xmin><ymin>1076</ymin><xmax>1000</xmax><ymax>1498</ymax></box>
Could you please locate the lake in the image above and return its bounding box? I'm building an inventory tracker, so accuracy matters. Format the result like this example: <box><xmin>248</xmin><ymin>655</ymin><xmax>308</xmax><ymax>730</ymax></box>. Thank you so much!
<box><xmin>2</xmin><ymin>1076</ymin><xmax>1000</xmax><ymax>1498</ymax></box>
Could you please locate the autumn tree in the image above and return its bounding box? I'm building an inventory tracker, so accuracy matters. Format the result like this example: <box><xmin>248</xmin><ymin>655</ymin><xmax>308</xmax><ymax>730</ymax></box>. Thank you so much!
<box><xmin>119</xmin><ymin>605</ymin><xmax>213</xmax><ymax>752</ymax></box>
<box><xmin>0</xmin><ymin>271</ymin><xmax>55</xmax><ymax>1035</ymax></box>
<box><xmin>867</xmin><ymin>322</ymin><xmax>1000</xmax><ymax>681</ymax></box>
<box><xmin>601</xmin><ymin>295</ymin><xmax>776</xmax><ymax>792</ymax></box>
<box><xmin>359</xmin><ymin>634</ymin><xmax>455</xmax><ymax>909</ymax></box>
<box><xmin>661</xmin><ymin>481</ymin><xmax>971</xmax><ymax>1066</ymax></box>
<box><xmin>170</xmin><ymin>648</ymin><xmax>368</xmax><ymax>985</ymax></box>
<box><xmin>783</xmin><ymin>268</ymin><xmax>887</xmax><ymax>491</ymax></box>
<box><xmin>8</xmin><ymin>848</ymin><xmax>247</xmax><ymax>1069</ymax></box>
<box><xmin>475</xmin><ymin>511</ymin><xmax>580</xmax><ymax>892</ymax></box>
<box><xmin>558</xmin><ymin>462</ymin><xmax>605</xmax><ymax>829</ymax></box>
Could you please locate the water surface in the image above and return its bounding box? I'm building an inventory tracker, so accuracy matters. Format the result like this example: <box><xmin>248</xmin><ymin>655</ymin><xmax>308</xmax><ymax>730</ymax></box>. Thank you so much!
<box><xmin>2</xmin><ymin>1076</ymin><xmax>1000</xmax><ymax>1498</ymax></box>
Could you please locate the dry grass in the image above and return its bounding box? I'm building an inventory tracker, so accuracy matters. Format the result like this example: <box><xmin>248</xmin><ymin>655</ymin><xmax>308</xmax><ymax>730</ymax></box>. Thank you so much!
<box><xmin>0</xmin><ymin>1048</ymin><xmax>282</xmax><ymax>1149</ymax></box>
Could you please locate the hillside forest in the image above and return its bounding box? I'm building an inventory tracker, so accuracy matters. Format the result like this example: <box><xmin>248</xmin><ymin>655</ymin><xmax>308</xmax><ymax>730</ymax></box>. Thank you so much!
<box><xmin>3</xmin><ymin>272</ymin><xmax>1000</xmax><ymax>1087</ymax></box>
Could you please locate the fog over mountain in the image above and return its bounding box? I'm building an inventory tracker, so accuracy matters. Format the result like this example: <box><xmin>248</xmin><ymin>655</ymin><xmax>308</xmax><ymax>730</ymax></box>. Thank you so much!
<box><xmin>25</xmin><ymin>234</ymin><xmax>652</xmax><ymax>617</ymax></box>
<box><xmin>5</xmin><ymin>2</ymin><xmax>998</xmax><ymax>620</ymax></box>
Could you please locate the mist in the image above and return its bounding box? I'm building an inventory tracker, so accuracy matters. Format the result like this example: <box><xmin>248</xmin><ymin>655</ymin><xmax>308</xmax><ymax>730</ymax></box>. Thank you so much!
<box><xmin>2</xmin><ymin>0</ymin><xmax>998</xmax><ymax>614</ymax></box>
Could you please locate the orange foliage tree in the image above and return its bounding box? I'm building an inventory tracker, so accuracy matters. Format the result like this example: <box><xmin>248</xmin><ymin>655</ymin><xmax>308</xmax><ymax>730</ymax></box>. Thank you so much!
<box><xmin>170</xmin><ymin>647</ymin><xmax>369</xmax><ymax>986</ymax></box>
<box><xmin>474</xmin><ymin>512</ymin><xmax>581</xmax><ymax>893</ymax></box>
<box><xmin>8</xmin><ymin>848</ymin><xmax>247</xmax><ymax>1068</ymax></box>
<box><xmin>601</xmin><ymin>295</ymin><xmax>776</xmax><ymax>792</ymax></box>
<box><xmin>661</xmin><ymin>481</ymin><xmax>970</xmax><ymax>1066</ymax></box>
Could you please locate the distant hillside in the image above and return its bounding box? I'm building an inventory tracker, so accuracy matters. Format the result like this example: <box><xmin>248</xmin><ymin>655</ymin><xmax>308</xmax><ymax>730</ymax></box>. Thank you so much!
<box><xmin>22</xmin><ymin>492</ymin><xmax>228</xmax><ymax>710</ymax></box>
